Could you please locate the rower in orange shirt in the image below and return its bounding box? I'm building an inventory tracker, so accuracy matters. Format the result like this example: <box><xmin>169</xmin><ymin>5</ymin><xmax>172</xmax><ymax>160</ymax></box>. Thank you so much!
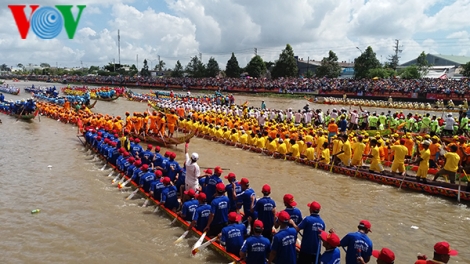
<box><xmin>404</xmin><ymin>134</ymin><xmax>415</xmax><ymax>157</ymax></box>
<box><xmin>166</xmin><ymin>109</ymin><xmax>179</xmax><ymax>137</ymax></box>
<box><xmin>148</xmin><ymin>111</ymin><xmax>159</xmax><ymax>134</ymax></box>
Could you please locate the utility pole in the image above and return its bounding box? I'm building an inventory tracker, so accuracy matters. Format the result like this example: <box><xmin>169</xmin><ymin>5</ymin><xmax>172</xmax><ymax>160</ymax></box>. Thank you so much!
<box><xmin>388</xmin><ymin>39</ymin><xmax>402</xmax><ymax>69</ymax></box>
<box><xmin>254</xmin><ymin>48</ymin><xmax>257</xmax><ymax>56</ymax></box>
<box><xmin>118</xmin><ymin>29</ymin><xmax>121</xmax><ymax>65</ymax></box>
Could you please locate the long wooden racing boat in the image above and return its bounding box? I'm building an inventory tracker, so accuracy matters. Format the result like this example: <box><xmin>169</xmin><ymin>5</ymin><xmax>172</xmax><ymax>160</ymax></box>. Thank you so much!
<box><xmin>0</xmin><ymin>87</ymin><xmax>20</xmax><ymax>95</ymax></box>
<box><xmin>189</xmin><ymin>130</ymin><xmax>470</xmax><ymax>202</ymax></box>
<box><xmin>87</xmin><ymin>100</ymin><xmax>98</xmax><ymax>109</ymax></box>
<box><xmin>9</xmin><ymin>108</ymin><xmax>39</xmax><ymax>120</ymax></box>
<box><xmin>92</xmin><ymin>95</ymin><xmax>121</xmax><ymax>102</ymax></box>
<box><xmin>82</xmin><ymin>137</ymin><xmax>242</xmax><ymax>263</ymax></box>
<box><xmin>131</xmin><ymin>130</ymin><xmax>196</xmax><ymax>146</ymax></box>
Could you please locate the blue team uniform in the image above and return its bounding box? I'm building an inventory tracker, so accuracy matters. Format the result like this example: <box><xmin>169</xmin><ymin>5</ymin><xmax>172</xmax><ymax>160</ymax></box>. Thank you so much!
<box><xmin>220</xmin><ymin>223</ymin><xmax>247</xmax><ymax>256</ymax></box>
<box><xmin>236</xmin><ymin>188</ymin><xmax>257</xmax><ymax>220</ymax></box>
<box><xmin>240</xmin><ymin>235</ymin><xmax>271</xmax><ymax>264</ymax></box>
<box><xmin>297</xmin><ymin>214</ymin><xmax>325</xmax><ymax>258</ymax></box>
<box><xmin>205</xmin><ymin>175</ymin><xmax>222</xmax><ymax>203</ymax></box>
<box><xmin>161</xmin><ymin>186</ymin><xmax>178</xmax><ymax>210</ymax></box>
<box><xmin>165</xmin><ymin>160</ymin><xmax>181</xmax><ymax>182</ymax></box>
<box><xmin>255</xmin><ymin>197</ymin><xmax>276</xmax><ymax>235</ymax></box>
<box><xmin>210</xmin><ymin>196</ymin><xmax>230</xmax><ymax>226</ymax></box>
<box><xmin>285</xmin><ymin>207</ymin><xmax>303</xmax><ymax>226</ymax></box>
<box><xmin>320</xmin><ymin>248</ymin><xmax>341</xmax><ymax>264</ymax></box>
<box><xmin>181</xmin><ymin>199</ymin><xmax>199</xmax><ymax>222</ymax></box>
<box><xmin>340</xmin><ymin>232</ymin><xmax>373</xmax><ymax>264</ymax></box>
<box><xmin>193</xmin><ymin>204</ymin><xmax>211</xmax><ymax>232</ymax></box>
<box><xmin>149</xmin><ymin>180</ymin><xmax>165</xmax><ymax>201</ymax></box>
<box><xmin>271</xmin><ymin>227</ymin><xmax>298</xmax><ymax>264</ymax></box>
<box><xmin>139</xmin><ymin>171</ymin><xmax>155</xmax><ymax>193</ymax></box>
<box><xmin>225</xmin><ymin>182</ymin><xmax>242</xmax><ymax>212</ymax></box>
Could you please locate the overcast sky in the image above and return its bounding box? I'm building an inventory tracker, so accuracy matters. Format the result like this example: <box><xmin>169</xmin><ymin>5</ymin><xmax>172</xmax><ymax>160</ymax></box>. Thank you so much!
<box><xmin>1</xmin><ymin>0</ymin><xmax>470</xmax><ymax>70</ymax></box>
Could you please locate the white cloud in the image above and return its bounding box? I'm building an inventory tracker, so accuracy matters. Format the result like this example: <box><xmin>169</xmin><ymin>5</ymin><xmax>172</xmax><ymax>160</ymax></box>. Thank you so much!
<box><xmin>0</xmin><ymin>0</ymin><xmax>469</xmax><ymax>69</ymax></box>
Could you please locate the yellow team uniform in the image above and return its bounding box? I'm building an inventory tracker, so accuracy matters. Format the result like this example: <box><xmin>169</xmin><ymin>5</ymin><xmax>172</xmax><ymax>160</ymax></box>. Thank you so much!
<box><xmin>416</xmin><ymin>148</ymin><xmax>430</xmax><ymax>179</ymax></box>
<box><xmin>391</xmin><ymin>145</ymin><xmax>408</xmax><ymax>173</ymax></box>
<box><xmin>351</xmin><ymin>142</ymin><xmax>366</xmax><ymax>166</ymax></box>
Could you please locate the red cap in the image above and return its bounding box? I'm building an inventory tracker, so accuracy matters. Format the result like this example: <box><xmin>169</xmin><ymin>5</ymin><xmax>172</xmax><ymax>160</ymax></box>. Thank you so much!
<box><xmin>320</xmin><ymin>231</ymin><xmax>341</xmax><ymax>248</ymax></box>
<box><xmin>224</xmin><ymin>172</ymin><xmax>236</xmax><ymax>180</ymax></box>
<box><xmin>119</xmin><ymin>147</ymin><xmax>125</xmax><ymax>153</ymax></box>
<box><xmin>399</xmin><ymin>138</ymin><xmax>406</xmax><ymax>144</ymax></box>
<box><xmin>372</xmin><ymin>248</ymin><xmax>396</xmax><ymax>263</ymax></box>
<box><xmin>203</xmin><ymin>169</ymin><xmax>213</xmax><ymax>174</ymax></box>
<box><xmin>262</xmin><ymin>184</ymin><xmax>271</xmax><ymax>194</ymax></box>
<box><xmin>164</xmin><ymin>151</ymin><xmax>170</xmax><ymax>157</ymax></box>
<box><xmin>240</xmin><ymin>178</ymin><xmax>249</xmax><ymax>186</ymax></box>
<box><xmin>135</xmin><ymin>138</ymin><xmax>141</xmax><ymax>143</ymax></box>
<box><xmin>216</xmin><ymin>182</ymin><xmax>226</xmax><ymax>192</ymax></box>
<box><xmin>184</xmin><ymin>189</ymin><xmax>196</xmax><ymax>197</ymax></box>
<box><xmin>114</xmin><ymin>133</ymin><xmax>118</xmax><ymax>138</ymax></box>
<box><xmin>161</xmin><ymin>176</ymin><xmax>171</xmax><ymax>185</ymax></box>
<box><xmin>155</xmin><ymin>146</ymin><xmax>161</xmax><ymax>152</ymax></box>
<box><xmin>134</xmin><ymin>160</ymin><xmax>142</xmax><ymax>166</ymax></box>
<box><xmin>129</xmin><ymin>137</ymin><xmax>134</xmax><ymax>142</ymax></box>
<box><xmin>169</xmin><ymin>152</ymin><xmax>176</xmax><ymax>159</ymax></box>
<box><xmin>155</xmin><ymin>170</ymin><xmax>163</xmax><ymax>177</ymax></box>
<box><xmin>196</xmin><ymin>192</ymin><xmax>207</xmax><ymax>201</ymax></box>
<box><xmin>253</xmin><ymin>220</ymin><xmax>264</xmax><ymax>230</ymax></box>
<box><xmin>308</xmin><ymin>201</ymin><xmax>321</xmax><ymax>211</ymax></box>
<box><xmin>141</xmin><ymin>164</ymin><xmax>149</xmax><ymax>171</ymax></box>
<box><xmin>283</xmin><ymin>194</ymin><xmax>297</xmax><ymax>207</ymax></box>
<box><xmin>97</xmin><ymin>136</ymin><xmax>102</xmax><ymax>141</ymax></box>
<box><xmin>277</xmin><ymin>210</ymin><xmax>290</xmax><ymax>223</ymax></box>
<box><xmin>434</xmin><ymin>241</ymin><xmax>458</xmax><ymax>256</ymax></box>
<box><xmin>128</xmin><ymin>157</ymin><xmax>135</xmax><ymax>163</ymax></box>
<box><xmin>359</xmin><ymin>220</ymin><xmax>372</xmax><ymax>232</ymax></box>
<box><xmin>228</xmin><ymin>212</ymin><xmax>242</xmax><ymax>222</ymax></box>
<box><xmin>214</xmin><ymin>166</ymin><xmax>223</xmax><ymax>174</ymax></box>
<box><xmin>123</xmin><ymin>152</ymin><xmax>130</xmax><ymax>157</ymax></box>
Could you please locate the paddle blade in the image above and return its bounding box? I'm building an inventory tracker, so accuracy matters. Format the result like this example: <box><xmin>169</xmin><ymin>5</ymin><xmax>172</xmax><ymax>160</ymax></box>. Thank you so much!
<box><xmin>142</xmin><ymin>198</ymin><xmax>150</xmax><ymax>207</ymax></box>
<box><xmin>174</xmin><ymin>230</ymin><xmax>189</xmax><ymax>244</ymax></box>
<box><xmin>153</xmin><ymin>205</ymin><xmax>160</xmax><ymax>213</ymax></box>
<box><xmin>192</xmin><ymin>236</ymin><xmax>216</xmax><ymax>256</ymax></box>
<box><xmin>191</xmin><ymin>232</ymin><xmax>207</xmax><ymax>254</ymax></box>
<box><xmin>108</xmin><ymin>170</ymin><xmax>114</xmax><ymax>177</ymax></box>
<box><xmin>126</xmin><ymin>189</ymin><xmax>139</xmax><ymax>200</ymax></box>
<box><xmin>100</xmin><ymin>164</ymin><xmax>107</xmax><ymax>171</ymax></box>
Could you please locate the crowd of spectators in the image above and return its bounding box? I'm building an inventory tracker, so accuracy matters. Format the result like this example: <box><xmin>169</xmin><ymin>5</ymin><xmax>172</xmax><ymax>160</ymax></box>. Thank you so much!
<box><xmin>4</xmin><ymin>74</ymin><xmax>470</xmax><ymax>96</ymax></box>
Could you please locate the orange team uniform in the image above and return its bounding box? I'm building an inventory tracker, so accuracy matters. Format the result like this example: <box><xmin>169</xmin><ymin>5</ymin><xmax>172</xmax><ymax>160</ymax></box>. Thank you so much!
<box><xmin>166</xmin><ymin>113</ymin><xmax>179</xmax><ymax>134</ymax></box>
<box><xmin>177</xmin><ymin>107</ymin><xmax>185</xmax><ymax>118</ymax></box>
<box><xmin>404</xmin><ymin>138</ymin><xmax>414</xmax><ymax>156</ymax></box>
<box><xmin>158</xmin><ymin>116</ymin><xmax>166</xmax><ymax>135</ymax></box>
<box><xmin>429</xmin><ymin>142</ymin><xmax>441</xmax><ymax>161</ymax></box>
<box><xmin>148</xmin><ymin>115</ymin><xmax>159</xmax><ymax>132</ymax></box>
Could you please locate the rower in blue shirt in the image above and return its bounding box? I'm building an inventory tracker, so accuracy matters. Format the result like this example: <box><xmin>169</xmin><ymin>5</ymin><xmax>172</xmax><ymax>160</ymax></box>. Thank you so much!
<box><xmin>179</xmin><ymin>189</ymin><xmax>199</xmax><ymax>222</ymax></box>
<box><xmin>139</xmin><ymin>144</ymin><xmax>155</xmax><ymax>165</ymax></box>
<box><xmin>269</xmin><ymin>210</ymin><xmax>297</xmax><ymax>264</ymax></box>
<box><xmin>152</xmin><ymin>146</ymin><xmax>163</xmax><ymax>168</ymax></box>
<box><xmin>205</xmin><ymin>166</ymin><xmax>223</xmax><ymax>204</ymax></box>
<box><xmin>281</xmin><ymin>194</ymin><xmax>302</xmax><ymax>227</ymax></box>
<box><xmin>340</xmin><ymin>220</ymin><xmax>373</xmax><ymax>264</ymax></box>
<box><xmin>131</xmin><ymin>162</ymin><xmax>144</xmax><ymax>185</ymax></box>
<box><xmin>319</xmin><ymin>230</ymin><xmax>341</xmax><ymax>264</ymax></box>
<box><xmin>240</xmin><ymin>220</ymin><xmax>271</xmax><ymax>264</ymax></box>
<box><xmin>255</xmin><ymin>184</ymin><xmax>276</xmax><ymax>242</ymax></box>
<box><xmin>204</xmin><ymin>182</ymin><xmax>229</xmax><ymax>237</ymax></box>
<box><xmin>149</xmin><ymin>170</ymin><xmax>164</xmax><ymax>201</ymax></box>
<box><xmin>188</xmin><ymin>192</ymin><xmax>211</xmax><ymax>232</ymax></box>
<box><xmin>165</xmin><ymin>152</ymin><xmax>181</xmax><ymax>182</ymax></box>
<box><xmin>139</xmin><ymin>166</ymin><xmax>155</xmax><ymax>193</ymax></box>
<box><xmin>219</xmin><ymin>212</ymin><xmax>247</xmax><ymax>257</ymax></box>
<box><xmin>236</xmin><ymin>178</ymin><xmax>257</xmax><ymax>223</ymax></box>
<box><xmin>159</xmin><ymin>177</ymin><xmax>178</xmax><ymax>212</ymax></box>
<box><xmin>290</xmin><ymin>201</ymin><xmax>325</xmax><ymax>264</ymax></box>
<box><xmin>225</xmin><ymin>172</ymin><xmax>241</xmax><ymax>212</ymax></box>
<box><xmin>130</xmin><ymin>138</ymin><xmax>143</xmax><ymax>157</ymax></box>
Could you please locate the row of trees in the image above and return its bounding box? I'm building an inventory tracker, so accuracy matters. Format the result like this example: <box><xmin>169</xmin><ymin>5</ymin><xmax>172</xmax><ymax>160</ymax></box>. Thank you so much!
<box><xmin>6</xmin><ymin>44</ymin><xmax>470</xmax><ymax>79</ymax></box>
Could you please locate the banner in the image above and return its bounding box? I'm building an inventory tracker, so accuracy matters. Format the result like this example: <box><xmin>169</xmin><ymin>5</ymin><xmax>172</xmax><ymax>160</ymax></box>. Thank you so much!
<box><xmin>426</xmin><ymin>93</ymin><xmax>466</xmax><ymax>100</ymax></box>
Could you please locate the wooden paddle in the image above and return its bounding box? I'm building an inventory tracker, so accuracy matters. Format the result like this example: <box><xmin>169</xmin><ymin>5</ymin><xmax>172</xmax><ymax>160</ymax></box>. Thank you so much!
<box><xmin>399</xmin><ymin>164</ymin><xmax>412</xmax><ymax>189</ymax></box>
<box><xmin>174</xmin><ymin>230</ymin><xmax>189</xmax><ymax>244</ymax></box>
<box><xmin>126</xmin><ymin>188</ymin><xmax>139</xmax><ymax>200</ymax></box>
<box><xmin>192</xmin><ymin>235</ymin><xmax>217</xmax><ymax>256</ymax></box>
<box><xmin>15</xmin><ymin>107</ymin><xmax>26</xmax><ymax>122</ymax></box>
<box><xmin>191</xmin><ymin>231</ymin><xmax>207</xmax><ymax>255</ymax></box>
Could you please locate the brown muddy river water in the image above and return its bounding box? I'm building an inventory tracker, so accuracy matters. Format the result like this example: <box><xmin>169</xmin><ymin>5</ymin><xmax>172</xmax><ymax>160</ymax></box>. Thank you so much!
<box><xmin>0</xmin><ymin>81</ymin><xmax>468</xmax><ymax>263</ymax></box>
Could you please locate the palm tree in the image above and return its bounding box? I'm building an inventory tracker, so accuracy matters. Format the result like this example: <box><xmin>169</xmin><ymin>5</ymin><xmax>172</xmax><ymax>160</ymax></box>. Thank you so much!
<box><xmin>157</xmin><ymin>60</ymin><xmax>166</xmax><ymax>71</ymax></box>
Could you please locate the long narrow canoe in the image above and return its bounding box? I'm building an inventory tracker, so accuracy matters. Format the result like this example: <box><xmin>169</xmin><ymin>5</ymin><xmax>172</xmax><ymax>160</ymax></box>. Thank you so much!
<box><xmin>131</xmin><ymin>130</ymin><xmax>196</xmax><ymax>146</ymax></box>
<box><xmin>0</xmin><ymin>87</ymin><xmax>20</xmax><ymax>95</ymax></box>
<box><xmin>92</xmin><ymin>95</ymin><xmax>121</xmax><ymax>101</ymax></box>
<box><xmin>84</xmin><ymin>139</ymin><xmax>242</xmax><ymax>263</ymax></box>
<box><xmin>9</xmin><ymin>108</ymin><xmax>39</xmax><ymax>120</ymax></box>
<box><xmin>189</xmin><ymin>130</ymin><xmax>470</xmax><ymax>202</ymax></box>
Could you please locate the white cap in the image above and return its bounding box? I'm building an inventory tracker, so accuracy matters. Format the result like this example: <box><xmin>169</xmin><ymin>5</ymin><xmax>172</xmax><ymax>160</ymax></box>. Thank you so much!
<box><xmin>191</xmin><ymin>153</ymin><xmax>199</xmax><ymax>161</ymax></box>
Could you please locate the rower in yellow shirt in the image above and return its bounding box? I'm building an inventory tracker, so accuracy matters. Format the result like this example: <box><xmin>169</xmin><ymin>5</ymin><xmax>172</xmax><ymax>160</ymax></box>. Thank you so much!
<box><xmin>332</xmin><ymin>135</ymin><xmax>343</xmax><ymax>155</ymax></box>
<box><xmin>239</xmin><ymin>130</ymin><xmax>248</xmax><ymax>145</ymax></box>
<box><xmin>317</xmin><ymin>142</ymin><xmax>330</xmax><ymax>164</ymax></box>
<box><xmin>366</xmin><ymin>139</ymin><xmax>384</xmax><ymax>174</ymax></box>
<box><xmin>315</xmin><ymin>131</ymin><xmax>327</xmax><ymax>159</ymax></box>
<box><xmin>289</xmin><ymin>139</ymin><xmax>300</xmax><ymax>159</ymax></box>
<box><xmin>351</xmin><ymin>136</ymin><xmax>366</xmax><ymax>166</ymax></box>
<box><xmin>414</xmin><ymin>140</ymin><xmax>431</xmax><ymax>183</ymax></box>
<box><xmin>334</xmin><ymin>134</ymin><xmax>351</xmax><ymax>167</ymax></box>
<box><xmin>305</xmin><ymin>142</ymin><xmax>315</xmax><ymax>161</ymax></box>
<box><xmin>276</xmin><ymin>139</ymin><xmax>287</xmax><ymax>157</ymax></box>
<box><xmin>266</xmin><ymin>137</ymin><xmax>277</xmax><ymax>152</ymax></box>
<box><xmin>389</xmin><ymin>138</ymin><xmax>409</xmax><ymax>174</ymax></box>
<box><xmin>433</xmin><ymin>144</ymin><xmax>460</xmax><ymax>184</ymax></box>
